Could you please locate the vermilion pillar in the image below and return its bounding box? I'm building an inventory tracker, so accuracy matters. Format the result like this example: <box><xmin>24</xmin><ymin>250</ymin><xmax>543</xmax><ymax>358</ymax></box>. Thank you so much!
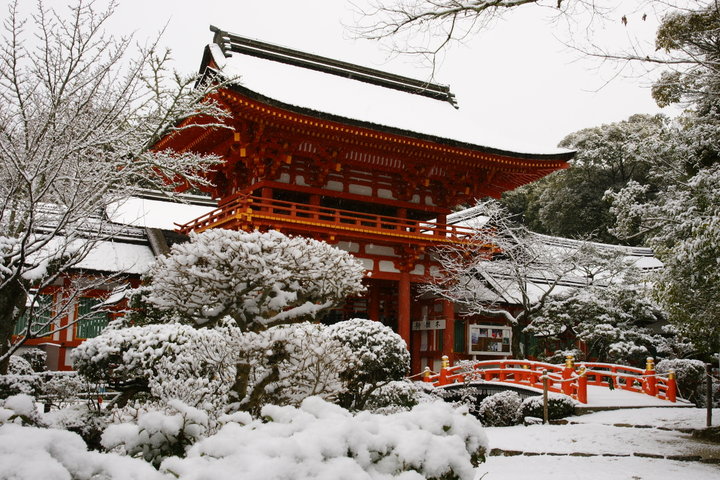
<box><xmin>442</xmin><ymin>299</ymin><xmax>455</xmax><ymax>363</ymax></box>
<box><xmin>398</xmin><ymin>271</ymin><xmax>411</xmax><ymax>349</ymax></box>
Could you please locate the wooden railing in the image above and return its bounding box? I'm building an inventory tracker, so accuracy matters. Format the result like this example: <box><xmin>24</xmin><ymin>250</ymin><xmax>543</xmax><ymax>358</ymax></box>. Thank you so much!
<box><xmin>424</xmin><ymin>356</ymin><xmax>677</xmax><ymax>404</ymax></box>
<box><xmin>176</xmin><ymin>194</ymin><xmax>481</xmax><ymax>245</ymax></box>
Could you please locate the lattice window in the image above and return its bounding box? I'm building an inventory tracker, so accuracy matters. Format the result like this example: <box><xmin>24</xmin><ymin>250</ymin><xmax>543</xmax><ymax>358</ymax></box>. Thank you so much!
<box><xmin>13</xmin><ymin>294</ymin><xmax>53</xmax><ymax>337</ymax></box>
<box><xmin>76</xmin><ymin>297</ymin><xmax>109</xmax><ymax>339</ymax></box>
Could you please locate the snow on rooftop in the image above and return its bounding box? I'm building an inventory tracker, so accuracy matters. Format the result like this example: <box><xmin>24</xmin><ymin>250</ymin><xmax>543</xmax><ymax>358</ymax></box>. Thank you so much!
<box><xmin>213</xmin><ymin>45</ymin><xmax>572</xmax><ymax>156</ymax></box>
<box><xmin>107</xmin><ymin>197</ymin><xmax>216</xmax><ymax>231</ymax></box>
<box><xmin>75</xmin><ymin>240</ymin><xmax>155</xmax><ymax>275</ymax></box>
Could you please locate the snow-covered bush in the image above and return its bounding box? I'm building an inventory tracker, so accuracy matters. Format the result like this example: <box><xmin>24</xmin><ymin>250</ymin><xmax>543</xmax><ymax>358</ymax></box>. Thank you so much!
<box><xmin>44</xmin><ymin>402</ymin><xmax>108</xmax><ymax>451</ymax></box>
<box><xmin>17</xmin><ymin>348</ymin><xmax>47</xmax><ymax>372</ymax></box>
<box><xmin>8</xmin><ymin>355</ymin><xmax>34</xmax><ymax>375</ymax></box>
<box><xmin>160</xmin><ymin>396</ymin><xmax>487</xmax><ymax>480</ymax></box>
<box><xmin>656</xmin><ymin>358</ymin><xmax>707</xmax><ymax>405</ymax></box>
<box><xmin>328</xmin><ymin>318</ymin><xmax>410</xmax><ymax>410</ymax></box>
<box><xmin>233</xmin><ymin>323</ymin><xmax>351</xmax><ymax>412</ymax></box>
<box><xmin>40</xmin><ymin>371</ymin><xmax>95</xmax><ymax>409</ymax></box>
<box><xmin>102</xmin><ymin>400</ymin><xmax>210</xmax><ymax>468</ymax></box>
<box><xmin>134</xmin><ymin>230</ymin><xmax>366</xmax><ymax>330</ymax></box>
<box><xmin>0</xmin><ymin>394</ymin><xmax>45</xmax><ymax>427</ymax></box>
<box><xmin>520</xmin><ymin>394</ymin><xmax>576</xmax><ymax>420</ymax></box>
<box><xmin>362</xmin><ymin>380</ymin><xmax>422</xmax><ymax>413</ymax></box>
<box><xmin>0</xmin><ymin>422</ymin><xmax>166</xmax><ymax>480</ymax></box>
<box><xmin>73</xmin><ymin>323</ymin><xmax>235</xmax><ymax>408</ymax></box>
<box><xmin>0</xmin><ymin>374</ymin><xmax>42</xmax><ymax>399</ymax></box>
<box><xmin>476</xmin><ymin>391</ymin><xmax>522</xmax><ymax>427</ymax></box>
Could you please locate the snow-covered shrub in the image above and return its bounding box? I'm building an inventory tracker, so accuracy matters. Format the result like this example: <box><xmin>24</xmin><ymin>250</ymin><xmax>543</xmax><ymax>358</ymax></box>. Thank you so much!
<box><xmin>540</xmin><ymin>348</ymin><xmax>585</xmax><ymax>365</ymax></box>
<box><xmin>362</xmin><ymin>380</ymin><xmax>422</xmax><ymax>413</ymax></box>
<box><xmin>102</xmin><ymin>400</ymin><xmax>210</xmax><ymax>468</ymax></box>
<box><xmin>39</xmin><ymin>371</ymin><xmax>95</xmax><ymax>409</ymax></box>
<box><xmin>429</xmin><ymin>384</ymin><xmax>486</xmax><ymax>417</ymax></box>
<box><xmin>476</xmin><ymin>391</ymin><xmax>522</xmax><ymax>427</ymax></box>
<box><xmin>73</xmin><ymin>323</ymin><xmax>235</xmax><ymax>408</ymax></box>
<box><xmin>160</xmin><ymin>396</ymin><xmax>487</xmax><ymax>480</ymax></box>
<box><xmin>44</xmin><ymin>402</ymin><xmax>108</xmax><ymax>451</ymax></box>
<box><xmin>657</xmin><ymin>358</ymin><xmax>707</xmax><ymax>405</ymax></box>
<box><xmin>0</xmin><ymin>394</ymin><xmax>44</xmax><ymax>427</ymax></box>
<box><xmin>520</xmin><ymin>394</ymin><xmax>576</xmax><ymax>420</ymax></box>
<box><xmin>328</xmin><ymin>318</ymin><xmax>410</xmax><ymax>410</ymax></box>
<box><xmin>0</xmin><ymin>422</ymin><xmax>166</xmax><ymax>480</ymax></box>
<box><xmin>0</xmin><ymin>374</ymin><xmax>42</xmax><ymax>399</ymax></box>
<box><xmin>8</xmin><ymin>355</ymin><xmax>34</xmax><ymax>375</ymax></box>
<box><xmin>233</xmin><ymin>323</ymin><xmax>352</xmax><ymax>411</ymax></box>
<box><xmin>17</xmin><ymin>348</ymin><xmax>47</xmax><ymax>372</ymax></box>
<box><xmin>134</xmin><ymin>229</ymin><xmax>366</xmax><ymax>330</ymax></box>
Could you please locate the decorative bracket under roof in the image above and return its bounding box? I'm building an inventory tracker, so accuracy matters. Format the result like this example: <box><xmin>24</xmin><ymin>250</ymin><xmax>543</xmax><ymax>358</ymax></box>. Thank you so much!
<box><xmin>209</xmin><ymin>25</ymin><xmax>459</xmax><ymax>108</ymax></box>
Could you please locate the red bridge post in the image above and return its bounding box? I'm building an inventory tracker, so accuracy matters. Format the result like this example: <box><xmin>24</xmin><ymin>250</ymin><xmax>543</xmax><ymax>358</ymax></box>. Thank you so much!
<box><xmin>438</xmin><ymin>355</ymin><xmax>450</xmax><ymax>386</ymax></box>
<box><xmin>577</xmin><ymin>365</ymin><xmax>588</xmax><ymax>404</ymax></box>
<box><xmin>667</xmin><ymin>370</ymin><xmax>677</xmax><ymax>402</ymax></box>
<box><xmin>562</xmin><ymin>354</ymin><xmax>575</xmax><ymax>396</ymax></box>
<box><xmin>644</xmin><ymin>357</ymin><xmax>657</xmax><ymax>396</ymax></box>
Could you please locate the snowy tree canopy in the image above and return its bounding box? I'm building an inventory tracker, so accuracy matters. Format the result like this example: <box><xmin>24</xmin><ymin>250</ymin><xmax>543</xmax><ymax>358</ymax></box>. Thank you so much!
<box><xmin>0</xmin><ymin>0</ymin><xmax>230</xmax><ymax>371</ymax></box>
<box><xmin>502</xmin><ymin>114</ymin><xmax>677</xmax><ymax>244</ymax></box>
<box><xmin>527</xmin><ymin>283</ymin><xmax>692</xmax><ymax>365</ymax></box>
<box><xmin>136</xmin><ymin>229</ymin><xmax>366</xmax><ymax>331</ymax></box>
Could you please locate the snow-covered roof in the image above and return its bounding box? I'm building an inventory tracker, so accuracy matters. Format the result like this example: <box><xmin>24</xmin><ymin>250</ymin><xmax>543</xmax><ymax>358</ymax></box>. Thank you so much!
<box><xmin>444</xmin><ymin>205</ymin><xmax>664</xmax><ymax>305</ymax></box>
<box><xmin>106</xmin><ymin>196</ymin><xmax>216</xmax><ymax>231</ymax></box>
<box><xmin>206</xmin><ymin>39</ymin><xmax>573</xmax><ymax>158</ymax></box>
<box><xmin>75</xmin><ymin>240</ymin><xmax>155</xmax><ymax>275</ymax></box>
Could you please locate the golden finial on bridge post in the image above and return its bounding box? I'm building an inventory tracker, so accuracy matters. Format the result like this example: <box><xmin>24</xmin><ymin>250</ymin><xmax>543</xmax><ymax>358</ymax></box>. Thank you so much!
<box><xmin>565</xmin><ymin>354</ymin><xmax>575</xmax><ymax>369</ymax></box>
<box><xmin>646</xmin><ymin>357</ymin><xmax>655</xmax><ymax>371</ymax></box>
<box><xmin>423</xmin><ymin>366</ymin><xmax>431</xmax><ymax>383</ymax></box>
<box><xmin>441</xmin><ymin>355</ymin><xmax>450</xmax><ymax>369</ymax></box>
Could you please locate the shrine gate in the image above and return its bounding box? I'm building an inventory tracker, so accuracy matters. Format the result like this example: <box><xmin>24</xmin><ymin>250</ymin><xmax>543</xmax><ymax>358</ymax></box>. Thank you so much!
<box><xmin>159</xmin><ymin>28</ymin><xmax>573</xmax><ymax>373</ymax></box>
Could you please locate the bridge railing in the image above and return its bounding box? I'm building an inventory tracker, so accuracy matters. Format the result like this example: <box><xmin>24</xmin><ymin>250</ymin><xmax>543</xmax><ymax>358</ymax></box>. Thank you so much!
<box><xmin>423</xmin><ymin>355</ymin><xmax>676</xmax><ymax>404</ymax></box>
<box><xmin>580</xmin><ymin>361</ymin><xmax>676</xmax><ymax>402</ymax></box>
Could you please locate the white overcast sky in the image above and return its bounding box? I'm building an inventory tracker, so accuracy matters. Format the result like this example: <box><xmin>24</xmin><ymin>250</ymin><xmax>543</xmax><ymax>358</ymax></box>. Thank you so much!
<box><xmin>6</xmin><ymin>0</ymin><xmax>680</xmax><ymax>151</ymax></box>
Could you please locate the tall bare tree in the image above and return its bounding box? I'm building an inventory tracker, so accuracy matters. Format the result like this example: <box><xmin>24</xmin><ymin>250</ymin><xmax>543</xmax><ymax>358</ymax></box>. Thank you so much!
<box><xmin>0</xmin><ymin>0</ymin><xmax>229</xmax><ymax>372</ymax></box>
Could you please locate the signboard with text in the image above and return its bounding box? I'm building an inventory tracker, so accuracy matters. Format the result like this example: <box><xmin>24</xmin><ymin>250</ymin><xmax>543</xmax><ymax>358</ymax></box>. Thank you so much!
<box><xmin>412</xmin><ymin>319</ymin><xmax>446</xmax><ymax>331</ymax></box>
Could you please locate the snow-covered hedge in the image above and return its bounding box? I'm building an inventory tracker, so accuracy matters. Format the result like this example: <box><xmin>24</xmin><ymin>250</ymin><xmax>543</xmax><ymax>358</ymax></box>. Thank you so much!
<box><xmin>0</xmin><ymin>422</ymin><xmax>166</xmax><ymax>480</ymax></box>
<box><xmin>73</xmin><ymin>323</ymin><xmax>235</xmax><ymax>408</ymax></box>
<box><xmin>328</xmin><ymin>319</ymin><xmax>410</xmax><ymax>410</ymax></box>
<box><xmin>363</xmin><ymin>380</ymin><xmax>423</xmax><ymax>413</ymax></box>
<box><xmin>160</xmin><ymin>397</ymin><xmax>487</xmax><ymax>480</ymax></box>
<box><xmin>0</xmin><ymin>373</ymin><xmax>42</xmax><ymax>399</ymax></box>
<box><xmin>520</xmin><ymin>394</ymin><xmax>576</xmax><ymax>420</ymax></box>
<box><xmin>233</xmin><ymin>323</ymin><xmax>351</xmax><ymax>410</ymax></box>
<box><xmin>476</xmin><ymin>391</ymin><xmax>522</xmax><ymax>427</ymax></box>
<box><xmin>102</xmin><ymin>400</ymin><xmax>210</xmax><ymax>468</ymax></box>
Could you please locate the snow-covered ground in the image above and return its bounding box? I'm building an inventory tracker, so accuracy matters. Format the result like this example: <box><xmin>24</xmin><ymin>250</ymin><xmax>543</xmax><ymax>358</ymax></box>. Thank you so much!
<box><xmin>479</xmin><ymin>407</ymin><xmax>720</xmax><ymax>480</ymax></box>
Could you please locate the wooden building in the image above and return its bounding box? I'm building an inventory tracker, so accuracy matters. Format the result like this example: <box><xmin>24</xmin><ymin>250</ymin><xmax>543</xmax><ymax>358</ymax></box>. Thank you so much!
<box><xmin>158</xmin><ymin>28</ymin><xmax>573</xmax><ymax>373</ymax></box>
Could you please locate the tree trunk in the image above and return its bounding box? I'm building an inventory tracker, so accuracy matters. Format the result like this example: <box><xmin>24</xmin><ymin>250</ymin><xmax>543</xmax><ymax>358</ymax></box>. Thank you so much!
<box><xmin>0</xmin><ymin>279</ymin><xmax>28</xmax><ymax>374</ymax></box>
<box><xmin>511</xmin><ymin>323</ymin><xmax>524</xmax><ymax>359</ymax></box>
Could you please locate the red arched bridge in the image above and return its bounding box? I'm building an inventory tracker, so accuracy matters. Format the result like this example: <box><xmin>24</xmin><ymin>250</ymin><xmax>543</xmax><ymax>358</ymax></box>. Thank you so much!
<box><xmin>423</xmin><ymin>356</ymin><xmax>677</xmax><ymax>404</ymax></box>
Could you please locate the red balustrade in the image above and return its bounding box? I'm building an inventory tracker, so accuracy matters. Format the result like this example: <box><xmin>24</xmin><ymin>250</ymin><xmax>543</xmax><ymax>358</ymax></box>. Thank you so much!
<box><xmin>424</xmin><ymin>355</ymin><xmax>677</xmax><ymax>404</ymax></box>
<box><xmin>176</xmin><ymin>194</ymin><xmax>482</xmax><ymax>245</ymax></box>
